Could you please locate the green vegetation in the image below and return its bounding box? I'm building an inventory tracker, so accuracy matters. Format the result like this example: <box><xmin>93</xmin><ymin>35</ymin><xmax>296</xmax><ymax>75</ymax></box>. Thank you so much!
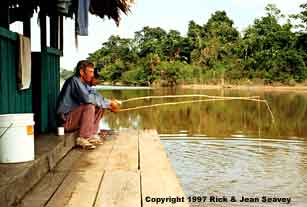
<box><xmin>60</xmin><ymin>68</ymin><xmax>74</xmax><ymax>80</ymax></box>
<box><xmin>88</xmin><ymin>4</ymin><xmax>307</xmax><ymax>86</ymax></box>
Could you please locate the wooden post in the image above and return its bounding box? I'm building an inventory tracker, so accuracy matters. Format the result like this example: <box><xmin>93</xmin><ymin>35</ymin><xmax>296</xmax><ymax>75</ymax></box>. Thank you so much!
<box><xmin>40</xmin><ymin>13</ymin><xmax>47</xmax><ymax>50</ymax></box>
<box><xmin>50</xmin><ymin>15</ymin><xmax>59</xmax><ymax>49</ymax></box>
<box><xmin>0</xmin><ymin>1</ymin><xmax>9</xmax><ymax>29</ymax></box>
<box><xmin>23</xmin><ymin>17</ymin><xmax>31</xmax><ymax>38</ymax></box>
<box><xmin>60</xmin><ymin>16</ymin><xmax>63</xmax><ymax>52</ymax></box>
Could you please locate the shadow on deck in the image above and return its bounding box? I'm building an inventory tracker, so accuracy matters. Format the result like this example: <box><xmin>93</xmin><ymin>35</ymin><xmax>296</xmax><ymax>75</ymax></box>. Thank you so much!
<box><xmin>0</xmin><ymin>132</ymin><xmax>77</xmax><ymax>207</ymax></box>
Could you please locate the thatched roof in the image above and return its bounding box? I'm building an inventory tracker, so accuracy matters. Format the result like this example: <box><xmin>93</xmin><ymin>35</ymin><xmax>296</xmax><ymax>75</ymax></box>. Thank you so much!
<box><xmin>90</xmin><ymin>0</ymin><xmax>134</xmax><ymax>26</ymax></box>
<box><xmin>8</xmin><ymin>0</ymin><xmax>39</xmax><ymax>22</ymax></box>
<box><xmin>7</xmin><ymin>0</ymin><xmax>134</xmax><ymax>25</ymax></box>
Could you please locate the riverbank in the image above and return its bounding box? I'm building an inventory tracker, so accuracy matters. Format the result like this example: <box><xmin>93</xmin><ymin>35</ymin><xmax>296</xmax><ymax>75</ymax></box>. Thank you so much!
<box><xmin>180</xmin><ymin>84</ymin><xmax>307</xmax><ymax>92</ymax></box>
<box><xmin>91</xmin><ymin>80</ymin><xmax>307</xmax><ymax>92</ymax></box>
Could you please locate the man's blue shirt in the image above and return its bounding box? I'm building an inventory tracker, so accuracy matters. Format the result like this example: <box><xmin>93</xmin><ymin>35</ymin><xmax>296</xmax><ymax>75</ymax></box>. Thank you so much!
<box><xmin>56</xmin><ymin>75</ymin><xmax>110</xmax><ymax>115</ymax></box>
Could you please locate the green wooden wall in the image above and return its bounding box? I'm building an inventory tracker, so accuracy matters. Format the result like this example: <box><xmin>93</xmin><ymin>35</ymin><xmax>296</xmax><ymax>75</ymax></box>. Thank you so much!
<box><xmin>0</xmin><ymin>26</ymin><xmax>62</xmax><ymax>133</ymax></box>
<box><xmin>32</xmin><ymin>48</ymin><xmax>62</xmax><ymax>133</ymax></box>
<box><xmin>0</xmin><ymin>27</ymin><xmax>32</xmax><ymax>114</ymax></box>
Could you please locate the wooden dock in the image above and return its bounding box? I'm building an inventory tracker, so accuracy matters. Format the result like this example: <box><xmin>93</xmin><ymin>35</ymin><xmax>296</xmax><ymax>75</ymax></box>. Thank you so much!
<box><xmin>18</xmin><ymin>129</ymin><xmax>190</xmax><ymax>207</ymax></box>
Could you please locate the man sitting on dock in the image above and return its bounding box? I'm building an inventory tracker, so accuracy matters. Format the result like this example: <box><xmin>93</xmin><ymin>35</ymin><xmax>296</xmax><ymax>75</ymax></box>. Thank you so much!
<box><xmin>56</xmin><ymin>60</ymin><xmax>120</xmax><ymax>149</ymax></box>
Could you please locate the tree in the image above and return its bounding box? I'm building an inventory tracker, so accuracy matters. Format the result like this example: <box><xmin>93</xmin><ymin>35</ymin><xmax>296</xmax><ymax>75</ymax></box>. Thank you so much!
<box><xmin>204</xmin><ymin>11</ymin><xmax>240</xmax><ymax>44</ymax></box>
<box><xmin>193</xmin><ymin>10</ymin><xmax>240</xmax><ymax>84</ymax></box>
<box><xmin>134</xmin><ymin>26</ymin><xmax>167</xmax><ymax>59</ymax></box>
<box><xmin>291</xmin><ymin>3</ymin><xmax>307</xmax><ymax>32</ymax></box>
<box><xmin>240</xmin><ymin>4</ymin><xmax>306</xmax><ymax>82</ymax></box>
<box><xmin>292</xmin><ymin>3</ymin><xmax>307</xmax><ymax>53</ymax></box>
<box><xmin>87</xmin><ymin>4</ymin><xmax>307</xmax><ymax>86</ymax></box>
<box><xmin>187</xmin><ymin>20</ymin><xmax>204</xmax><ymax>49</ymax></box>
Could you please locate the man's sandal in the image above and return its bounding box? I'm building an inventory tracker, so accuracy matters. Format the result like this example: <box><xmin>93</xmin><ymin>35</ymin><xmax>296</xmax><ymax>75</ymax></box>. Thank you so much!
<box><xmin>76</xmin><ymin>137</ymin><xmax>96</xmax><ymax>150</ymax></box>
<box><xmin>88</xmin><ymin>137</ymin><xmax>104</xmax><ymax>145</ymax></box>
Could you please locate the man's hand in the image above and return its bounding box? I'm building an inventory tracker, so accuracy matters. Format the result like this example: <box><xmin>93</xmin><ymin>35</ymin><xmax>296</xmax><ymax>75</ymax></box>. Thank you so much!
<box><xmin>110</xmin><ymin>99</ymin><xmax>121</xmax><ymax>112</ymax></box>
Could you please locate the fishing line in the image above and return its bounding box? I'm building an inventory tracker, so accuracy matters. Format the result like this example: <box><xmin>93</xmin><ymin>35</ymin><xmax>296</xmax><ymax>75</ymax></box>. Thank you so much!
<box><xmin>119</xmin><ymin>94</ymin><xmax>260</xmax><ymax>103</ymax></box>
<box><xmin>117</xmin><ymin>96</ymin><xmax>276</xmax><ymax>125</ymax></box>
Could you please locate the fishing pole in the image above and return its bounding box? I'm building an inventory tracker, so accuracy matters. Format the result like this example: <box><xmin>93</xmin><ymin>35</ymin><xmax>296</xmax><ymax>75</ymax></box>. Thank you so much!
<box><xmin>116</xmin><ymin>95</ymin><xmax>276</xmax><ymax>125</ymax></box>
<box><xmin>119</xmin><ymin>94</ymin><xmax>261</xmax><ymax>103</ymax></box>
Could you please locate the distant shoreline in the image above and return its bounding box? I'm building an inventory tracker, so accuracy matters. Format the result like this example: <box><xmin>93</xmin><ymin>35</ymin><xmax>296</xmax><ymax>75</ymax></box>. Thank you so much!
<box><xmin>94</xmin><ymin>85</ymin><xmax>151</xmax><ymax>90</ymax></box>
<box><xmin>63</xmin><ymin>79</ymin><xmax>307</xmax><ymax>92</ymax></box>
<box><xmin>180</xmin><ymin>84</ymin><xmax>307</xmax><ymax>92</ymax></box>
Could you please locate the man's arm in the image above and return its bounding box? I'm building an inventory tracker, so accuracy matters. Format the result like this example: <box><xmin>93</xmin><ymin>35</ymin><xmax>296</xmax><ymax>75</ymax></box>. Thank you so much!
<box><xmin>89</xmin><ymin>91</ymin><xmax>120</xmax><ymax>112</ymax></box>
<box><xmin>89</xmin><ymin>91</ymin><xmax>111</xmax><ymax>108</ymax></box>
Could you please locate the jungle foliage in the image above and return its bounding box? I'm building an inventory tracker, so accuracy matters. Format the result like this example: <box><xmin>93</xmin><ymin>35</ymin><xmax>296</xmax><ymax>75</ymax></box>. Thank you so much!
<box><xmin>87</xmin><ymin>4</ymin><xmax>307</xmax><ymax>86</ymax></box>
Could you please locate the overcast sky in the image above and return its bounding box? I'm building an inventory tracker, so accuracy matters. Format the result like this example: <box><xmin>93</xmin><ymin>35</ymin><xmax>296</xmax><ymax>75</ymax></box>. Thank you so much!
<box><xmin>10</xmin><ymin>0</ymin><xmax>306</xmax><ymax>70</ymax></box>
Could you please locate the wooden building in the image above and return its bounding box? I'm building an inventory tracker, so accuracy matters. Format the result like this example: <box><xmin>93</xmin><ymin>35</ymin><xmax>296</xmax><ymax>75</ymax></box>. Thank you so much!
<box><xmin>0</xmin><ymin>0</ymin><xmax>132</xmax><ymax>133</ymax></box>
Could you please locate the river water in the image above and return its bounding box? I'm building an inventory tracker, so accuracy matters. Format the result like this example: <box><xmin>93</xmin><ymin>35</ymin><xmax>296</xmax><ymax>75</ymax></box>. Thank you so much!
<box><xmin>100</xmin><ymin>88</ymin><xmax>307</xmax><ymax>207</ymax></box>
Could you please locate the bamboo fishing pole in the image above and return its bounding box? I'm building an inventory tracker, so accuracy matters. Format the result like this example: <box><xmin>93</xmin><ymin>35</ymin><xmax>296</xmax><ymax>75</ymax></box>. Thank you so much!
<box><xmin>120</xmin><ymin>94</ymin><xmax>261</xmax><ymax>103</ymax></box>
<box><xmin>117</xmin><ymin>96</ymin><xmax>276</xmax><ymax>125</ymax></box>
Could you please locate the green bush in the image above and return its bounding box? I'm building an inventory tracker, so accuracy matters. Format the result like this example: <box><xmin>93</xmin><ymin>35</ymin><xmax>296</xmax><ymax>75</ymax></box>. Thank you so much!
<box><xmin>121</xmin><ymin>65</ymin><xmax>148</xmax><ymax>86</ymax></box>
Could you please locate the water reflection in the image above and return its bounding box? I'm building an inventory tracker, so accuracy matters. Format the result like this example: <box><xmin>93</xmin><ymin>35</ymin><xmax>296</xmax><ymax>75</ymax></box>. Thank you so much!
<box><xmin>101</xmin><ymin>88</ymin><xmax>307</xmax><ymax>139</ymax></box>
<box><xmin>99</xmin><ymin>88</ymin><xmax>307</xmax><ymax>207</ymax></box>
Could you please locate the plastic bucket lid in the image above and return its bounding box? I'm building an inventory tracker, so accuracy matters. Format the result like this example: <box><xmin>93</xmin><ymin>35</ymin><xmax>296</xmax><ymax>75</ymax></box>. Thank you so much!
<box><xmin>0</xmin><ymin>113</ymin><xmax>34</xmax><ymax>127</ymax></box>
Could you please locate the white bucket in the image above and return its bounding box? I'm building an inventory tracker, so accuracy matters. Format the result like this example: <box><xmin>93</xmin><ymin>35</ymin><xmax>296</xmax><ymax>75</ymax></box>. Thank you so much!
<box><xmin>0</xmin><ymin>113</ymin><xmax>35</xmax><ymax>163</ymax></box>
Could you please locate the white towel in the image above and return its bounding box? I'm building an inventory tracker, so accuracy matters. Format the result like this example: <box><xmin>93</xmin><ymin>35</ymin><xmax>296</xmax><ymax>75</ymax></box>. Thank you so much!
<box><xmin>17</xmin><ymin>34</ymin><xmax>31</xmax><ymax>90</ymax></box>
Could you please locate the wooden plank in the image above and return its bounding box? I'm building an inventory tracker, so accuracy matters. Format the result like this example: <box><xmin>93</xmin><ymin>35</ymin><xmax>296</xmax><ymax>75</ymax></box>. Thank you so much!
<box><xmin>48</xmin><ymin>55</ymin><xmax>54</xmax><ymax>129</ymax></box>
<box><xmin>41</xmin><ymin>52</ymin><xmax>48</xmax><ymax>132</ymax></box>
<box><xmin>139</xmin><ymin>130</ymin><xmax>189</xmax><ymax>207</ymax></box>
<box><xmin>0</xmin><ymin>28</ymin><xmax>33</xmax><ymax>114</ymax></box>
<box><xmin>40</xmin><ymin>14</ymin><xmax>46</xmax><ymax>50</ymax></box>
<box><xmin>15</xmin><ymin>78</ymin><xmax>22</xmax><ymax>113</ymax></box>
<box><xmin>0</xmin><ymin>30</ymin><xmax>33</xmax><ymax>114</ymax></box>
<box><xmin>46</xmin><ymin>47</ymin><xmax>63</xmax><ymax>56</ymax></box>
<box><xmin>31</xmin><ymin>52</ymin><xmax>42</xmax><ymax>131</ymax></box>
<box><xmin>46</xmin><ymin>140</ymin><xmax>115</xmax><ymax>207</ymax></box>
<box><xmin>0</xmin><ymin>27</ymin><xmax>17</xmax><ymax>40</ymax></box>
<box><xmin>26</xmin><ymin>89</ymin><xmax>32</xmax><ymax>112</ymax></box>
<box><xmin>59</xmin><ymin>17</ymin><xmax>63</xmax><ymax>52</ymax></box>
<box><xmin>140</xmin><ymin>130</ymin><xmax>173</xmax><ymax>172</ymax></box>
<box><xmin>94</xmin><ymin>170</ymin><xmax>141</xmax><ymax>207</ymax></box>
<box><xmin>71</xmin><ymin>140</ymin><xmax>114</xmax><ymax>172</ymax></box>
<box><xmin>45</xmin><ymin>171</ymin><xmax>102</xmax><ymax>207</ymax></box>
<box><xmin>24</xmin><ymin>90</ymin><xmax>28</xmax><ymax>113</ymax></box>
<box><xmin>46</xmin><ymin>53</ymin><xmax>60</xmax><ymax>131</ymax></box>
<box><xmin>7</xmin><ymin>40</ymin><xmax>16</xmax><ymax>113</ymax></box>
<box><xmin>54</xmin><ymin>150</ymin><xmax>84</xmax><ymax>172</ymax></box>
<box><xmin>31</xmin><ymin>47</ymin><xmax>61</xmax><ymax>131</ymax></box>
<box><xmin>50</xmin><ymin>16</ymin><xmax>59</xmax><ymax>49</ymax></box>
<box><xmin>56</xmin><ymin>57</ymin><xmax>60</xmax><ymax>92</ymax></box>
<box><xmin>23</xmin><ymin>17</ymin><xmax>31</xmax><ymax>38</ymax></box>
<box><xmin>0</xmin><ymin>38</ymin><xmax>9</xmax><ymax>113</ymax></box>
<box><xmin>15</xmin><ymin>130</ymin><xmax>189</xmax><ymax>207</ymax></box>
<box><xmin>12</xmin><ymin>38</ymin><xmax>20</xmax><ymax>113</ymax></box>
<box><xmin>18</xmin><ymin>172</ymin><xmax>67</xmax><ymax>207</ymax></box>
<box><xmin>0</xmin><ymin>132</ymin><xmax>76</xmax><ymax>207</ymax></box>
<box><xmin>105</xmin><ymin>130</ymin><xmax>139</xmax><ymax>171</ymax></box>
<box><xmin>18</xmin><ymin>150</ymin><xmax>84</xmax><ymax>207</ymax></box>
<box><xmin>52</xmin><ymin>55</ymin><xmax>59</xmax><ymax>129</ymax></box>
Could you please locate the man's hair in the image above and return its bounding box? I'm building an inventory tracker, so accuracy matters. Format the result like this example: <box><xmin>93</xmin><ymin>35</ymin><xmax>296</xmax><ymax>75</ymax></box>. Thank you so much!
<box><xmin>75</xmin><ymin>60</ymin><xmax>94</xmax><ymax>77</ymax></box>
